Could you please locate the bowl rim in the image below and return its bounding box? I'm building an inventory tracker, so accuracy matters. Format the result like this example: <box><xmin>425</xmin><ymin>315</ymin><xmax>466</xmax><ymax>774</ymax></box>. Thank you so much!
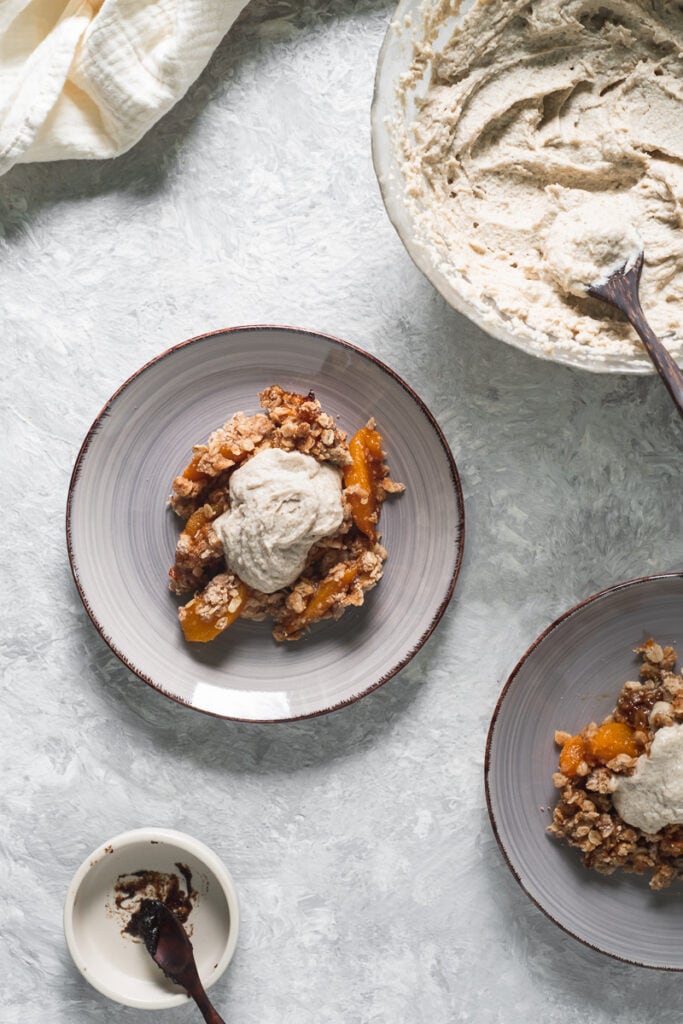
<box><xmin>66</xmin><ymin>323</ymin><xmax>466</xmax><ymax>723</ymax></box>
<box><xmin>370</xmin><ymin>0</ymin><xmax>658</xmax><ymax>376</ymax></box>
<box><xmin>63</xmin><ymin>826</ymin><xmax>240</xmax><ymax>1008</ymax></box>
<box><xmin>484</xmin><ymin>571</ymin><xmax>683</xmax><ymax>969</ymax></box>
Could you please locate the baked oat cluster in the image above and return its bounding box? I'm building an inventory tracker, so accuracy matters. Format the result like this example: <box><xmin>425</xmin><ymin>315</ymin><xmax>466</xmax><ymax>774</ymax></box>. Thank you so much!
<box><xmin>549</xmin><ymin>640</ymin><xmax>683</xmax><ymax>890</ymax></box>
<box><xmin>168</xmin><ymin>386</ymin><xmax>404</xmax><ymax>642</ymax></box>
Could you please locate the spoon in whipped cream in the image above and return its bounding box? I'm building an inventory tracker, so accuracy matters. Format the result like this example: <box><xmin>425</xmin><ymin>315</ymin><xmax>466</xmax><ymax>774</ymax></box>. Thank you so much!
<box><xmin>587</xmin><ymin>254</ymin><xmax>683</xmax><ymax>419</ymax></box>
<box><xmin>545</xmin><ymin>203</ymin><xmax>683</xmax><ymax>418</ymax></box>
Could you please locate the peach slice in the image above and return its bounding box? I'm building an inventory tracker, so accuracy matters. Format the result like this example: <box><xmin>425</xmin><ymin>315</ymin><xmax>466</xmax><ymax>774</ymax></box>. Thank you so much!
<box><xmin>588</xmin><ymin>721</ymin><xmax>638</xmax><ymax>762</ymax></box>
<box><xmin>179</xmin><ymin>580</ymin><xmax>247</xmax><ymax>643</ymax></box>
<box><xmin>559</xmin><ymin>734</ymin><xmax>587</xmax><ymax>777</ymax></box>
<box><xmin>343</xmin><ymin>426</ymin><xmax>384</xmax><ymax>541</ymax></box>
<box><xmin>280</xmin><ymin>561</ymin><xmax>361</xmax><ymax>639</ymax></box>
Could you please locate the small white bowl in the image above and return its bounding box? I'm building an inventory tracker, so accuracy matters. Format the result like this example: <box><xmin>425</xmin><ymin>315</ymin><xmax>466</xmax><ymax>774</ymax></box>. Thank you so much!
<box><xmin>64</xmin><ymin>828</ymin><xmax>239</xmax><ymax>1009</ymax></box>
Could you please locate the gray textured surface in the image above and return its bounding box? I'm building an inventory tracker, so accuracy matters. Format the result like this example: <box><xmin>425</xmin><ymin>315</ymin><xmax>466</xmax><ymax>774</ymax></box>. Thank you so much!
<box><xmin>1</xmin><ymin>1</ymin><xmax>682</xmax><ymax>1022</ymax></box>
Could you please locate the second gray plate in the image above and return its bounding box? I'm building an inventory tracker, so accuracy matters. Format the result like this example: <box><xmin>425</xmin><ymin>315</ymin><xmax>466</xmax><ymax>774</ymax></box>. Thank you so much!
<box><xmin>486</xmin><ymin>573</ymin><xmax>683</xmax><ymax>969</ymax></box>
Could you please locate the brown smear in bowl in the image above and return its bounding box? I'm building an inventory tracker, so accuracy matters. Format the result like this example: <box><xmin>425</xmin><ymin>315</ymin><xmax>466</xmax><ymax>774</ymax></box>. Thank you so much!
<box><xmin>112</xmin><ymin>863</ymin><xmax>197</xmax><ymax>937</ymax></box>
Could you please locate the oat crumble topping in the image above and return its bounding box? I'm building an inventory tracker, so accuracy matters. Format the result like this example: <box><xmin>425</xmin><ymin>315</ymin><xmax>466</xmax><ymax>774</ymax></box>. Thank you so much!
<box><xmin>549</xmin><ymin>641</ymin><xmax>683</xmax><ymax>890</ymax></box>
<box><xmin>168</xmin><ymin>386</ymin><xmax>404</xmax><ymax>643</ymax></box>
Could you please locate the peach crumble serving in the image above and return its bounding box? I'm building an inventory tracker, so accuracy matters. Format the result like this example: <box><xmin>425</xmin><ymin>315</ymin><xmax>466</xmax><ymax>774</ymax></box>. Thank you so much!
<box><xmin>549</xmin><ymin>640</ymin><xmax>683</xmax><ymax>889</ymax></box>
<box><xmin>168</xmin><ymin>386</ymin><xmax>404</xmax><ymax>643</ymax></box>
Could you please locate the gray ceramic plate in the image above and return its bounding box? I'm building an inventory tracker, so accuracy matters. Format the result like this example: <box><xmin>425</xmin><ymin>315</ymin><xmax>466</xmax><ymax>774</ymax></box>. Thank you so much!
<box><xmin>486</xmin><ymin>573</ymin><xmax>683</xmax><ymax>968</ymax></box>
<box><xmin>67</xmin><ymin>326</ymin><xmax>464</xmax><ymax>722</ymax></box>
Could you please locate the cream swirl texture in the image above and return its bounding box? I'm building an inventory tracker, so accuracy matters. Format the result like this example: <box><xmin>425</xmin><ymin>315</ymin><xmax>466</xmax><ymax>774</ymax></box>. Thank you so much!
<box><xmin>399</xmin><ymin>0</ymin><xmax>683</xmax><ymax>361</ymax></box>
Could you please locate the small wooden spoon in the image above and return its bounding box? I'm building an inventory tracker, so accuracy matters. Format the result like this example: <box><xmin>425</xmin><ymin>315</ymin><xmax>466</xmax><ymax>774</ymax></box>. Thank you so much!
<box><xmin>133</xmin><ymin>898</ymin><xmax>227</xmax><ymax>1024</ymax></box>
<box><xmin>587</xmin><ymin>251</ymin><xmax>683</xmax><ymax>419</ymax></box>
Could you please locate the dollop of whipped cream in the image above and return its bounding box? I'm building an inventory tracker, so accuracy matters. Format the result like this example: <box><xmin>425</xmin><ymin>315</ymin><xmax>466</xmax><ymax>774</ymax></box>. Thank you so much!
<box><xmin>213</xmin><ymin>448</ymin><xmax>343</xmax><ymax>594</ymax></box>
<box><xmin>544</xmin><ymin>198</ymin><xmax>642</xmax><ymax>297</ymax></box>
<box><xmin>612</xmin><ymin>723</ymin><xmax>683</xmax><ymax>834</ymax></box>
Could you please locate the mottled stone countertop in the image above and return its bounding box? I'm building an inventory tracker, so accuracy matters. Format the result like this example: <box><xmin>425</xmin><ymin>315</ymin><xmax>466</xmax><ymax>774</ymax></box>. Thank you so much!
<box><xmin>1</xmin><ymin>2</ymin><xmax>682</xmax><ymax>1023</ymax></box>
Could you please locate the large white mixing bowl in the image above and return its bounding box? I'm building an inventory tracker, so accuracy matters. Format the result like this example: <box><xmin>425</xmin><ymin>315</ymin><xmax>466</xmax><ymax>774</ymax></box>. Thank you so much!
<box><xmin>371</xmin><ymin>0</ymin><xmax>672</xmax><ymax>375</ymax></box>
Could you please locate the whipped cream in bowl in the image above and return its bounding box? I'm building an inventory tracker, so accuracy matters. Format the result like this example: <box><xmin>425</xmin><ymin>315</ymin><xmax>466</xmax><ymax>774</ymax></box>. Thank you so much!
<box><xmin>372</xmin><ymin>0</ymin><xmax>683</xmax><ymax>371</ymax></box>
<box><xmin>543</xmin><ymin>198</ymin><xmax>643</xmax><ymax>298</ymax></box>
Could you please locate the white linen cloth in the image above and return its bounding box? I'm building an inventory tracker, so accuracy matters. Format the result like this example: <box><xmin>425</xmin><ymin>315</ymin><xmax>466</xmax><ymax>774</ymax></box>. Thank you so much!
<box><xmin>0</xmin><ymin>0</ymin><xmax>249</xmax><ymax>175</ymax></box>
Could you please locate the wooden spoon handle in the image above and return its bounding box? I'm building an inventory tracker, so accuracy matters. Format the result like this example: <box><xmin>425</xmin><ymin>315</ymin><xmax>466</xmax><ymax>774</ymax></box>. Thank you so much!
<box><xmin>624</xmin><ymin>305</ymin><xmax>683</xmax><ymax>420</ymax></box>
<box><xmin>190</xmin><ymin>982</ymin><xmax>227</xmax><ymax>1024</ymax></box>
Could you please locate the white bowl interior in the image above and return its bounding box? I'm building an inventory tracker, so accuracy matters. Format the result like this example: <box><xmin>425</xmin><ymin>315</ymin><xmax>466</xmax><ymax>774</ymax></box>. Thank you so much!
<box><xmin>64</xmin><ymin>828</ymin><xmax>239</xmax><ymax>1009</ymax></box>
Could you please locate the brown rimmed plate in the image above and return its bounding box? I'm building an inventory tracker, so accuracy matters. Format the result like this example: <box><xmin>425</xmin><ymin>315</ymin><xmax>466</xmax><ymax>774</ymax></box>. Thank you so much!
<box><xmin>486</xmin><ymin>573</ymin><xmax>683</xmax><ymax>969</ymax></box>
<box><xmin>67</xmin><ymin>326</ymin><xmax>464</xmax><ymax>722</ymax></box>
